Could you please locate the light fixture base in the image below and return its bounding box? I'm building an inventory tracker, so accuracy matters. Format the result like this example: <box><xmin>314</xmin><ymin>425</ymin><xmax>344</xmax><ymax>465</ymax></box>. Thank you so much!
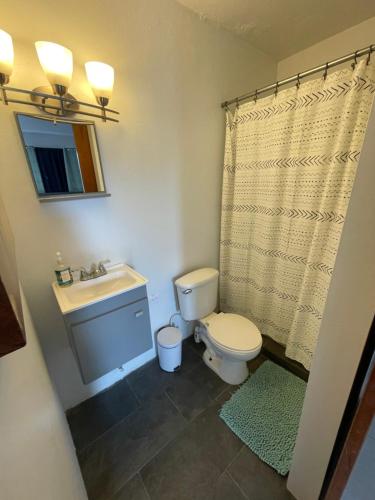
<box><xmin>0</xmin><ymin>73</ymin><xmax>10</xmax><ymax>86</ymax></box>
<box><xmin>31</xmin><ymin>86</ymin><xmax>79</xmax><ymax>116</ymax></box>
<box><xmin>97</xmin><ymin>96</ymin><xmax>109</xmax><ymax>107</ymax></box>
<box><xmin>52</xmin><ymin>83</ymin><xmax>68</xmax><ymax>97</ymax></box>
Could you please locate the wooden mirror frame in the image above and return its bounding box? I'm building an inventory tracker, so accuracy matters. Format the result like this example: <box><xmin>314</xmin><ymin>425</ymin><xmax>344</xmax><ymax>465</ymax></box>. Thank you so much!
<box><xmin>0</xmin><ymin>279</ymin><xmax>25</xmax><ymax>357</ymax></box>
<box><xmin>0</xmin><ymin>196</ymin><xmax>25</xmax><ymax>357</ymax></box>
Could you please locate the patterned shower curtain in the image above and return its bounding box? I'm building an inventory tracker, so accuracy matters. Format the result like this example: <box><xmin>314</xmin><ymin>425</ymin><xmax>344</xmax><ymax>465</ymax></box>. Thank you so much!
<box><xmin>220</xmin><ymin>60</ymin><xmax>375</xmax><ymax>370</ymax></box>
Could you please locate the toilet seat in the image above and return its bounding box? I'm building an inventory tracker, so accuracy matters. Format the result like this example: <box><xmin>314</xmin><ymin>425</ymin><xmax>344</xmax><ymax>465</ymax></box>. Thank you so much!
<box><xmin>205</xmin><ymin>313</ymin><xmax>261</xmax><ymax>354</ymax></box>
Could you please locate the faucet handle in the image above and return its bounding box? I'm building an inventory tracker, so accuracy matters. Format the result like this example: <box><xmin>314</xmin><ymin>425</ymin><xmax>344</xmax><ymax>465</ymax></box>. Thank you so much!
<box><xmin>90</xmin><ymin>262</ymin><xmax>98</xmax><ymax>273</ymax></box>
<box><xmin>79</xmin><ymin>266</ymin><xmax>90</xmax><ymax>281</ymax></box>
<box><xmin>98</xmin><ymin>259</ymin><xmax>110</xmax><ymax>273</ymax></box>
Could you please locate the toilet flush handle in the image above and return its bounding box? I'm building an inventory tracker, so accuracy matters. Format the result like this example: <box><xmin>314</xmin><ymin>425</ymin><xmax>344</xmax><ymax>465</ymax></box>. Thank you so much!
<box><xmin>182</xmin><ymin>288</ymin><xmax>192</xmax><ymax>294</ymax></box>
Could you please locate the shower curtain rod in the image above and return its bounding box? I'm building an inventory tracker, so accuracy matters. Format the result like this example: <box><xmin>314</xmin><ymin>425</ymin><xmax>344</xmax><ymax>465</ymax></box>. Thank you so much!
<box><xmin>221</xmin><ymin>44</ymin><xmax>375</xmax><ymax>109</ymax></box>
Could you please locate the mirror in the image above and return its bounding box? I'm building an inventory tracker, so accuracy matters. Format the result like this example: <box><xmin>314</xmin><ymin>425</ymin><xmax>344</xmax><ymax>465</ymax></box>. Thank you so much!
<box><xmin>15</xmin><ymin>113</ymin><xmax>109</xmax><ymax>201</ymax></box>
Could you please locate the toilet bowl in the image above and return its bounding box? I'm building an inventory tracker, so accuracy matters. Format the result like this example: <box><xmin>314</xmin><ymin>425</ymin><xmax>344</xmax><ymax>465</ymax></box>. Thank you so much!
<box><xmin>197</xmin><ymin>312</ymin><xmax>262</xmax><ymax>384</ymax></box>
<box><xmin>175</xmin><ymin>268</ymin><xmax>262</xmax><ymax>385</ymax></box>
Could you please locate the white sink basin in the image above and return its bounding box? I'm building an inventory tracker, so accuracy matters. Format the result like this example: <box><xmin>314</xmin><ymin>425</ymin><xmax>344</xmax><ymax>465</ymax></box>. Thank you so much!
<box><xmin>52</xmin><ymin>263</ymin><xmax>148</xmax><ymax>315</ymax></box>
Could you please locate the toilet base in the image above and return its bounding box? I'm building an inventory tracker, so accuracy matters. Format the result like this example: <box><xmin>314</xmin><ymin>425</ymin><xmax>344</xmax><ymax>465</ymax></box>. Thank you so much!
<box><xmin>203</xmin><ymin>348</ymin><xmax>249</xmax><ymax>385</ymax></box>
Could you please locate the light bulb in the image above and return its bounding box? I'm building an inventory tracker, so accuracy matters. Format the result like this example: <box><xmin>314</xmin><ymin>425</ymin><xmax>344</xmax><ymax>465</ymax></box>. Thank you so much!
<box><xmin>35</xmin><ymin>41</ymin><xmax>73</xmax><ymax>94</ymax></box>
<box><xmin>0</xmin><ymin>29</ymin><xmax>14</xmax><ymax>84</ymax></box>
<box><xmin>85</xmin><ymin>61</ymin><xmax>114</xmax><ymax>106</ymax></box>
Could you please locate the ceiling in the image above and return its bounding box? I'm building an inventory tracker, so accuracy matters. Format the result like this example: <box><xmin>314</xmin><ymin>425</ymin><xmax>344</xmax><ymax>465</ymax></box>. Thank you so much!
<box><xmin>175</xmin><ymin>0</ymin><xmax>375</xmax><ymax>59</ymax></box>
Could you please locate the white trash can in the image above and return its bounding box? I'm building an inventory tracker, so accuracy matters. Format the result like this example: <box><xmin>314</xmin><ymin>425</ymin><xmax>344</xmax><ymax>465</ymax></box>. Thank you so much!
<box><xmin>157</xmin><ymin>326</ymin><xmax>183</xmax><ymax>372</ymax></box>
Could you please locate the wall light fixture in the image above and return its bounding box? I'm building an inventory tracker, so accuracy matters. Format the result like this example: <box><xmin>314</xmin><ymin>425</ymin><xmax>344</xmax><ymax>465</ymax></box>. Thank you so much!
<box><xmin>0</xmin><ymin>30</ymin><xmax>119</xmax><ymax>123</ymax></box>
<box><xmin>0</xmin><ymin>29</ymin><xmax>14</xmax><ymax>86</ymax></box>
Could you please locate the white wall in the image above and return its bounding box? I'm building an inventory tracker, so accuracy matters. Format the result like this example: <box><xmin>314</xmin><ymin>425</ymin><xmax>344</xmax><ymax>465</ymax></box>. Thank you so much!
<box><xmin>284</xmin><ymin>30</ymin><xmax>375</xmax><ymax>500</ymax></box>
<box><xmin>0</xmin><ymin>291</ymin><xmax>87</xmax><ymax>500</ymax></box>
<box><xmin>0</xmin><ymin>0</ymin><xmax>276</xmax><ymax>409</ymax></box>
<box><xmin>278</xmin><ymin>16</ymin><xmax>375</xmax><ymax>79</ymax></box>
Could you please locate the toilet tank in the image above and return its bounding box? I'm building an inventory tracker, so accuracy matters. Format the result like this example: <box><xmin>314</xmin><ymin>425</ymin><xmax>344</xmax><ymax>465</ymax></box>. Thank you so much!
<box><xmin>175</xmin><ymin>268</ymin><xmax>219</xmax><ymax>321</ymax></box>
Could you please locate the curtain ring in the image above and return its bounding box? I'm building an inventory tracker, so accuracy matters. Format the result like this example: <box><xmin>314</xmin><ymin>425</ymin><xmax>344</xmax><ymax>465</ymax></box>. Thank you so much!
<box><xmin>366</xmin><ymin>46</ymin><xmax>373</xmax><ymax>65</ymax></box>
<box><xmin>254</xmin><ymin>89</ymin><xmax>258</xmax><ymax>103</ymax></box>
<box><xmin>296</xmin><ymin>73</ymin><xmax>301</xmax><ymax>89</ymax></box>
<box><xmin>352</xmin><ymin>50</ymin><xmax>359</xmax><ymax>70</ymax></box>
<box><xmin>274</xmin><ymin>81</ymin><xmax>279</xmax><ymax>97</ymax></box>
<box><xmin>323</xmin><ymin>63</ymin><xmax>328</xmax><ymax>81</ymax></box>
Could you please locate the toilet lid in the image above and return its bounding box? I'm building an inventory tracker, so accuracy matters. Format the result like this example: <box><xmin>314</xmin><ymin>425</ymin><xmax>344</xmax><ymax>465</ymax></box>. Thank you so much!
<box><xmin>206</xmin><ymin>314</ymin><xmax>261</xmax><ymax>352</ymax></box>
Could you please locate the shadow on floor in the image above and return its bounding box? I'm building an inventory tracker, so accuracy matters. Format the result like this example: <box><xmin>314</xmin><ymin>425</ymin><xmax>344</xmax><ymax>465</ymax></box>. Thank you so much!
<box><xmin>262</xmin><ymin>335</ymin><xmax>309</xmax><ymax>382</ymax></box>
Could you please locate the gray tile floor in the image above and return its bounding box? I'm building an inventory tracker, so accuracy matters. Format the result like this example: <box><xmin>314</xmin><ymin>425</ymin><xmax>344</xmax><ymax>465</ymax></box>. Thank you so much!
<box><xmin>67</xmin><ymin>337</ymin><xmax>295</xmax><ymax>500</ymax></box>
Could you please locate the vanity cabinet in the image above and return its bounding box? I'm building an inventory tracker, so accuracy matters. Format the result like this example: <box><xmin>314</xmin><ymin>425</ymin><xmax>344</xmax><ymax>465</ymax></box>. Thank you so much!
<box><xmin>64</xmin><ymin>285</ymin><xmax>152</xmax><ymax>383</ymax></box>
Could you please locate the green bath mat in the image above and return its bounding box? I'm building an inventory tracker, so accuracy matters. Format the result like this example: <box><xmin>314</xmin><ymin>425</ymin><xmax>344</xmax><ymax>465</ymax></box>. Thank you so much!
<box><xmin>220</xmin><ymin>361</ymin><xmax>306</xmax><ymax>475</ymax></box>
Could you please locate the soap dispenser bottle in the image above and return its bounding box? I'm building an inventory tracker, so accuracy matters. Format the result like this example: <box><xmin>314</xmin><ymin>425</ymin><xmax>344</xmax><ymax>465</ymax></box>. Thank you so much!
<box><xmin>55</xmin><ymin>251</ymin><xmax>73</xmax><ymax>287</ymax></box>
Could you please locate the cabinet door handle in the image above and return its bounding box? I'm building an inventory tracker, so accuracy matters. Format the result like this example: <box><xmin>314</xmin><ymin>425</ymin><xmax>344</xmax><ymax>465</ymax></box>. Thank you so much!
<box><xmin>135</xmin><ymin>310</ymin><xmax>144</xmax><ymax>318</ymax></box>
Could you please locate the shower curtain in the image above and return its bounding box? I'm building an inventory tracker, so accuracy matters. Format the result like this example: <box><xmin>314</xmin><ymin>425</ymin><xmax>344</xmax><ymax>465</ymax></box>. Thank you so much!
<box><xmin>220</xmin><ymin>60</ymin><xmax>375</xmax><ymax>370</ymax></box>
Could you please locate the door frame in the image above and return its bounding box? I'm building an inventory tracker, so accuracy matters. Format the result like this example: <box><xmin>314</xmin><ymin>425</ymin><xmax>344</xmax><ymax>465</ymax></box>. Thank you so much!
<box><xmin>322</xmin><ymin>317</ymin><xmax>375</xmax><ymax>498</ymax></box>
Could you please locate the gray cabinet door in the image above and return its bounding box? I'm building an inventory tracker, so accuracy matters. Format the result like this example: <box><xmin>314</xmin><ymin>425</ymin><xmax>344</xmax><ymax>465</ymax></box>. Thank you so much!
<box><xmin>70</xmin><ymin>298</ymin><xmax>152</xmax><ymax>383</ymax></box>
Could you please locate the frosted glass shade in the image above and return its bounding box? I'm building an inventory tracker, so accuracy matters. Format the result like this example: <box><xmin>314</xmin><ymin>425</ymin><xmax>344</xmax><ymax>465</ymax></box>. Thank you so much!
<box><xmin>0</xmin><ymin>29</ymin><xmax>14</xmax><ymax>77</ymax></box>
<box><xmin>85</xmin><ymin>61</ymin><xmax>114</xmax><ymax>100</ymax></box>
<box><xmin>35</xmin><ymin>41</ymin><xmax>73</xmax><ymax>88</ymax></box>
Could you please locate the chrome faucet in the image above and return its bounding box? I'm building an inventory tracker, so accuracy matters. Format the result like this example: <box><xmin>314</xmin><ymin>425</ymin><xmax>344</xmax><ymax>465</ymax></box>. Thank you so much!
<box><xmin>79</xmin><ymin>260</ymin><xmax>110</xmax><ymax>281</ymax></box>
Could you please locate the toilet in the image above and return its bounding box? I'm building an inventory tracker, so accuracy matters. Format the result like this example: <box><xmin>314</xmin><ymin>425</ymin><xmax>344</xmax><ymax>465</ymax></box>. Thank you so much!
<box><xmin>175</xmin><ymin>268</ymin><xmax>262</xmax><ymax>384</ymax></box>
